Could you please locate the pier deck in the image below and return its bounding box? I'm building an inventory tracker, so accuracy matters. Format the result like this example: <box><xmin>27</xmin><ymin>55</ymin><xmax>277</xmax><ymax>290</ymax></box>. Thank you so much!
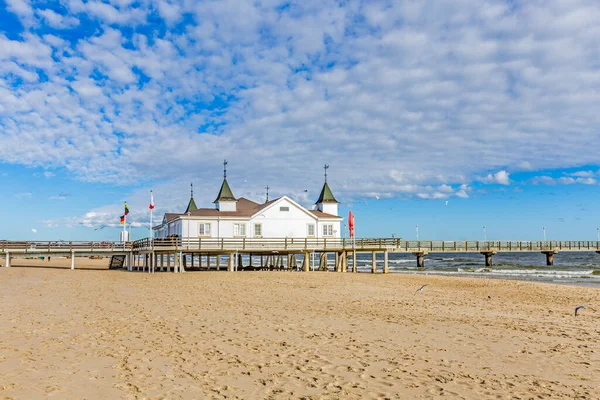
<box><xmin>2</xmin><ymin>239</ymin><xmax>599</xmax><ymax>271</ymax></box>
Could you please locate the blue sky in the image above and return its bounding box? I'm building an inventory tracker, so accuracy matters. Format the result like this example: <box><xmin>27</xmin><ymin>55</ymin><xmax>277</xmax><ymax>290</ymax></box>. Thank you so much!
<box><xmin>1</xmin><ymin>0</ymin><xmax>599</xmax><ymax>241</ymax></box>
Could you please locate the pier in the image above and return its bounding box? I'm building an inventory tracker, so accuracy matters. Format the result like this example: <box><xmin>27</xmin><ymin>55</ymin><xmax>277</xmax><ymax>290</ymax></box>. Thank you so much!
<box><xmin>2</xmin><ymin>238</ymin><xmax>600</xmax><ymax>272</ymax></box>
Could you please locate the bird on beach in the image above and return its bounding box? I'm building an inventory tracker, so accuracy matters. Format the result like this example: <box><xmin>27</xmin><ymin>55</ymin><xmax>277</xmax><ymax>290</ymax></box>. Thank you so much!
<box><xmin>414</xmin><ymin>284</ymin><xmax>427</xmax><ymax>295</ymax></box>
<box><xmin>574</xmin><ymin>305</ymin><xmax>587</xmax><ymax>317</ymax></box>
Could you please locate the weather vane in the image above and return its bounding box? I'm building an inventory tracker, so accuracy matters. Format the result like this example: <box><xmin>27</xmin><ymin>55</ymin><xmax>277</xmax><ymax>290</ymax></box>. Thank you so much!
<box><xmin>324</xmin><ymin>164</ymin><xmax>329</xmax><ymax>182</ymax></box>
<box><xmin>266</xmin><ymin>185</ymin><xmax>270</xmax><ymax>202</ymax></box>
<box><xmin>223</xmin><ymin>159</ymin><xmax>228</xmax><ymax>179</ymax></box>
<box><xmin>190</xmin><ymin>182</ymin><xmax>194</xmax><ymax>198</ymax></box>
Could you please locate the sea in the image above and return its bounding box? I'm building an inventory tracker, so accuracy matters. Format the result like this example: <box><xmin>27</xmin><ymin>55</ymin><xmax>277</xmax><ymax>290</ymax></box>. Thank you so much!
<box><xmin>352</xmin><ymin>251</ymin><xmax>600</xmax><ymax>286</ymax></box>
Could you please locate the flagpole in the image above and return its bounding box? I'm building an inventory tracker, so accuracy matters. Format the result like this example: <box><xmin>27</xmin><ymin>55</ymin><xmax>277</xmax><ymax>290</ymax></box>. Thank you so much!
<box><xmin>150</xmin><ymin>190</ymin><xmax>153</xmax><ymax>240</ymax></box>
<box><xmin>123</xmin><ymin>201</ymin><xmax>126</xmax><ymax>240</ymax></box>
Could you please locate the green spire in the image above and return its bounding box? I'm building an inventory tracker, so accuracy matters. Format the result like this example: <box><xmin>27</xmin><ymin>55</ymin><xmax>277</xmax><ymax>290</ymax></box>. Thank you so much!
<box><xmin>185</xmin><ymin>182</ymin><xmax>198</xmax><ymax>213</ymax></box>
<box><xmin>315</xmin><ymin>181</ymin><xmax>339</xmax><ymax>204</ymax></box>
<box><xmin>213</xmin><ymin>178</ymin><xmax>237</xmax><ymax>203</ymax></box>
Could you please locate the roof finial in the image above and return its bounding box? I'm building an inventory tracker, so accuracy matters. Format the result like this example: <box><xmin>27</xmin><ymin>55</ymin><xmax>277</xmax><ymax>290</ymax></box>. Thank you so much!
<box><xmin>191</xmin><ymin>182</ymin><xmax>194</xmax><ymax>198</ymax></box>
<box><xmin>223</xmin><ymin>159</ymin><xmax>228</xmax><ymax>179</ymax></box>
<box><xmin>324</xmin><ymin>164</ymin><xmax>329</xmax><ymax>182</ymax></box>
<box><xmin>265</xmin><ymin>185</ymin><xmax>270</xmax><ymax>202</ymax></box>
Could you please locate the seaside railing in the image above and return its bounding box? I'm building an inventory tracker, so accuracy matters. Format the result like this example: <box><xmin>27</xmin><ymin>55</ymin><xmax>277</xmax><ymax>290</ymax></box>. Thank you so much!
<box><xmin>1</xmin><ymin>239</ymin><xmax>599</xmax><ymax>253</ymax></box>
<box><xmin>131</xmin><ymin>238</ymin><xmax>600</xmax><ymax>252</ymax></box>
<box><xmin>0</xmin><ymin>241</ymin><xmax>132</xmax><ymax>252</ymax></box>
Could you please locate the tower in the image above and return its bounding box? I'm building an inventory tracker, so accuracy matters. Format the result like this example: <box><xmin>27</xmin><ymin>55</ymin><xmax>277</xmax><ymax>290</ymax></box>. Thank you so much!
<box><xmin>315</xmin><ymin>164</ymin><xmax>339</xmax><ymax>216</ymax></box>
<box><xmin>185</xmin><ymin>182</ymin><xmax>198</xmax><ymax>213</ymax></box>
<box><xmin>214</xmin><ymin>160</ymin><xmax>237</xmax><ymax>211</ymax></box>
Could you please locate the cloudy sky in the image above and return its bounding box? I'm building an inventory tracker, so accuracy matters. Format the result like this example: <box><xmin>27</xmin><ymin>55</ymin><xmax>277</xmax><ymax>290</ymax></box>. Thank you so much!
<box><xmin>1</xmin><ymin>0</ymin><xmax>599</xmax><ymax>241</ymax></box>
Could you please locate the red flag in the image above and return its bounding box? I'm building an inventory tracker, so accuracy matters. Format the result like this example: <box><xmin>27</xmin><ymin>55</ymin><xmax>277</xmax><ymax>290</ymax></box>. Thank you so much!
<box><xmin>348</xmin><ymin>211</ymin><xmax>355</xmax><ymax>238</ymax></box>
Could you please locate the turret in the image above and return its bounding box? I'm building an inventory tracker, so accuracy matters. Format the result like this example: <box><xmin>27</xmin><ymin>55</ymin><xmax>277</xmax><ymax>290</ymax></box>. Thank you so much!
<box><xmin>213</xmin><ymin>160</ymin><xmax>237</xmax><ymax>211</ymax></box>
<box><xmin>315</xmin><ymin>164</ymin><xmax>339</xmax><ymax>216</ymax></box>
<box><xmin>185</xmin><ymin>182</ymin><xmax>198</xmax><ymax>213</ymax></box>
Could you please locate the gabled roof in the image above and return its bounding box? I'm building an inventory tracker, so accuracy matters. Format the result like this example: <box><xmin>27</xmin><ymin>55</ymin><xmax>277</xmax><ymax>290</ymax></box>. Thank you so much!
<box><xmin>213</xmin><ymin>179</ymin><xmax>237</xmax><ymax>203</ymax></box>
<box><xmin>309</xmin><ymin>210</ymin><xmax>342</xmax><ymax>219</ymax></box>
<box><xmin>315</xmin><ymin>182</ymin><xmax>339</xmax><ymax>204</ymax></box>
<box><xmin>185</xmin><ymin>197</ymin><xmax>198</xmax><ymax>213</ymax></box>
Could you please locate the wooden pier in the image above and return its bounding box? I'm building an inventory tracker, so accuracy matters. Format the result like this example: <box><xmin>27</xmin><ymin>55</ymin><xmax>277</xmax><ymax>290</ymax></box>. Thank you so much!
<box><xmin>2</xmin><ymin>238</ymin><xmax>600</xmax><ymax>272</ymax></box>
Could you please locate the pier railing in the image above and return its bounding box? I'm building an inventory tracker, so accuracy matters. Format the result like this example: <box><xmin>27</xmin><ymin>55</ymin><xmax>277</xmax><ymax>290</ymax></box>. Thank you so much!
<box><xmin>0</xmin><ymin>241</ymin><xmax>132</xmax><ymax>253</ymax></box>
<box><xmin>2</xmin><ymin>239</ymin><xmax>599</xmax><ymax>254</ymax></box>
<box><xmin>132</xmin><ymin>238</ymin><xmax>600</xmax><ymax>252</ymax></box>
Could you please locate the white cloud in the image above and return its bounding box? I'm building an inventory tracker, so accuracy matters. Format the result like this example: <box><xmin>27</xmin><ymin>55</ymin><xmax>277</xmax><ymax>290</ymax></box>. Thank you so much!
<box><xmin>1</xmin><ymin>0</ymin><xmax>600</xmax><ymax>211</ymax></box>
<box><xmin>479</xmin><ymin>171</ymin><xmax>511</xmax><ymax>185</ymax></box>
<box><xmin>533</xmin><ymin>175</ymin><xmax>597</xmax><ymax>185</ymax></box>
<box><xmin>37</xmin><ymin>9</ymin><xmax>80</xmax><ymax>29</ymax></box>
<box><xmin>31</xmin><ymin>228</ymin><xmax>37</xmax><ymax>233</ymax></box>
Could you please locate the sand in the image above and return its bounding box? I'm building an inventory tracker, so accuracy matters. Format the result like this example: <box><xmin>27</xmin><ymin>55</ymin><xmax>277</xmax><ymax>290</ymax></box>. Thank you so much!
<box><xmin>0</xmin><ymin>258</ymin><xmax>598</xmax><ymax>399</ymax></box>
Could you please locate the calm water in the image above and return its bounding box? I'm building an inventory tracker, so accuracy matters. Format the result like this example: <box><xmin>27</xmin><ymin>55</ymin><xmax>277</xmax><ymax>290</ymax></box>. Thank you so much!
<box><xmin>354</xmin><ymin>251</ymin><xmax>600</xmax><ymax>286</ymax></box>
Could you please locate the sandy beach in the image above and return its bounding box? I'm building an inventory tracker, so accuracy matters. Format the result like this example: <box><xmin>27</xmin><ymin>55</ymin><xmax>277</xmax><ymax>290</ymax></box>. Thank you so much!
<box><xmin>0</xmin><ymin>258</ymin><xmax>598</xmax><ymax>399</ymax></box>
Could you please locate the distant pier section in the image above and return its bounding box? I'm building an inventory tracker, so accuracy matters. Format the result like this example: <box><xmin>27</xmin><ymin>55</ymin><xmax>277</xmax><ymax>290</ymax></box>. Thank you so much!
<box><xmin>2</xmin><ymin>238</ymin><xmax>600</xmax><ymax>271</ymax></box>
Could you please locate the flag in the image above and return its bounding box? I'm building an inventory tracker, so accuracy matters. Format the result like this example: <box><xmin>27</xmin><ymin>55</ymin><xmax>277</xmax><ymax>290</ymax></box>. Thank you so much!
<box><xmin>120</xmin><ymin>215</ymin><xmax>125</xmax><ymax>225</ymax></box>
<box><xmin>124</xmin><ymin>202</ymin><xmax>130</xmax><ymax>215</ymax></box>
<box><xmin>348</xmin><ymin>211</ymin><xmax>355</xmax><ymax>238</ymax></box>
<box><xmin>149</xmin><ymin>191</ymin><xmax>154</xmax><ymax>210</ymax></box>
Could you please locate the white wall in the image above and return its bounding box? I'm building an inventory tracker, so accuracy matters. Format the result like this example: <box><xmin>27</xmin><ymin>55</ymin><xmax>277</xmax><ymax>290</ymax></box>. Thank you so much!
<box><xmin>157</xmin><ymin>197</ymin><xmax>342</xmax><ymax>239</ymax></box>
<box><xmin>319</xmin><ymin>202</ymin><xmax>338</xmax><ymax>216</ymax></box>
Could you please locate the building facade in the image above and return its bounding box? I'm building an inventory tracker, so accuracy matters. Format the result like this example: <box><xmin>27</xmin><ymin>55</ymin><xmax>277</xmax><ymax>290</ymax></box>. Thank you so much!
<box><xmin>154</xmin><ymin>169</ymin><xmax>343</xmax><ymax>239</ymax></box>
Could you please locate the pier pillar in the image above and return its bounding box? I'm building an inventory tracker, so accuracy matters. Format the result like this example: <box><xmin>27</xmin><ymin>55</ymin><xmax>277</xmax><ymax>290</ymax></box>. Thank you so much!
<box><xmin>228</xmin><ymin>253</ymin><xmax>234</xmax><ymax>272</ymax></box>
<box><xmin>319</xmin><ymin>253</ymin><xmax>327</xmax><ymax>271</ymax></box>
<box><xmin>335</xmin><ymin>252</ymin><xmax>340</xmax><ymax>272</ymax></box>
<box><xmin>167</xmin><ymin>253</ymin><xmax>171</xmax><ymax>272</ymax></box>
<box><xmin>383</xmin><ymin>250</ymin><xmax>389</xmax><ymax>274</ymax></box>
<box><xmin>217</xmin><ymin>254</ymin><xmax>221</xmax><ymax>270</ymax></box>
<box><xmin>179</xmin><ymin>251</ymin><xmax>185</xmax><ymax>273</ymax></box>
<box><xmin>352</xmin><ymin>250</ymin><xmax>357</xmax><ymax>273</ymax></box>
<box><xmin>5</xmin><ymin>252</ymin><xmax>10</xmax><ymax>268</ymax></box>
<box><xmin>542</xmin><ymin>250</ymin><xmax>558</xmax><ymax>266</ymax></box>
<box><xmin>71</xmin><ymin>251</ymin><xmax>75</xmax><ymax>270</ymax></box>
<box><xmin>238</xmin><ymin>254</ymin><xmax>243</xmax><ymax>270</ymax></box>
<box><xmin>413</xmin><ymin>251</ymin><xmax>428</xmax><ymax>269</ymax></box>
<box><xmin>342</xmin><ymin>251</ymin><xmax>348</xmax><ymax>272</ymax></box>
<box><xmin>303</xmin><ymin>252</ymin><xmax>310</xmax><ymax>272</ymax></box>
<box><xmin>371</xmin><ymin>251</ymin><xmax>377</xmax><ymax>273</ymax></box>
<box><xmin>481</xmin><ymin>251</ymin><xmax>496</xmax><ymax>267</ymax></box>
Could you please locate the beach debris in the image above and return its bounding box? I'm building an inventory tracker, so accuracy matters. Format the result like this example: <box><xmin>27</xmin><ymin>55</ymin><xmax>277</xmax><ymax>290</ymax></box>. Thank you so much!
<box><xmin>574</xmin><ymin>305</ymin><xmax>587</xmax><ymax>317</ymax></box>
<box><xmin>414</xmin><ymin>284</ymin><xmax>427</xmax><ymax>295</ymax></box>
<box><xmin>487</xmin><ymin>295</ymin><xmax>491</xmax><ymax>299</ymax></box>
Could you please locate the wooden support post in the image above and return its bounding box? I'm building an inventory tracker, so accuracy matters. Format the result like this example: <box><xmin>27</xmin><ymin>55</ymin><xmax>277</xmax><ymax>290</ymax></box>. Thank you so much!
<box><xmin>71</xmin><ymin>251</ymin><xmax>75</xmax><ymax>270</ymax></box>
<box><xmin>166</xmin><ymin>253</ymin><xmax>171</xmax><ymax>272</ymax></box>
<box><xmin>191</xmin><ymin>253</ymin><xmax>195</xmax><ymax>269</ymax></box>
<box><xmin>238</xmin><ymin>253</ymin><xmax>243</xmax><ymax>270</ymax></box>
<box><xmin>5</xmin><ymin>251</ymin><xmax>10</xmax><ymax>268</ymax></box>
<box><xmin>352</xmin><ymin>250</ymin><xmax>357</xmax><ymax>273</ymax></box>
<box><xmin>542</xmin><ymin>250</ymin><xmax>557</xmax><ymax>266</ymax></box>
<box><xmin>249</xmin><ymin>253</ymin><xmax>253</xmax><ymax>267</ymax></box>
<box><xmin>341</xmin><ymin>251</ymin><xmax>348</xmax><ymax>272</ymax></box>
<box><xmin>335</xmin><ymin>252</ymin><xmax>340</xmax><ymax>272</ymax></box>
<box><xmin>228</xmin><ymin>253</ymin><xmax>234</xmax><ymax>272</ymax></box>
<box><xmin>371</xmin><ymin>251</ymin><xmax>377</xmax><ymax>273</ymax></box>
<box><xmin>217</xmin><ymin>254</ymin><xmax>221</xmax><ymax>270</ymax></box>
<box><xmin>304</xmin><ymin>252</ymin><xmax>310</xmax><ymax>272</ymax></box>
<box><xmin>413</xmin><ymin>251</ymin><xmax>427</xmax><ymax>269</ymax></box>
<box><xmin>481</xmin><ymin>251</ymin><xmax>496</xmax><ymax>267</ymax></box>
<box><xmin>179</xmin><ymin>251</ymin><xmax>185</xmax><ymax>273</ymax></box>
<box><xmin>383</xmin><ymin>250</ymin><xmax>389</xmax><ymax>274</ymax></box>
<box><xmin>319</xmin><ymin>252</ymin><xmax>327</xmax><ymax>271</ymax></box>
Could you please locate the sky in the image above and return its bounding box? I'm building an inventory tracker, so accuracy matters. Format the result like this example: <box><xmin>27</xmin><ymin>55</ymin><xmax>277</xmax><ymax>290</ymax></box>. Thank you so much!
<box><xmin>1</xmin><ymin>0</ymin><xmax>600</xmax><ymax>241</ymax></box>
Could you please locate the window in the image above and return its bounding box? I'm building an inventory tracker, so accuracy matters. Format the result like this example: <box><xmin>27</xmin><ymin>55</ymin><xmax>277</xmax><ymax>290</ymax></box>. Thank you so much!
<box><xmin>323</xmin><ymin>224</ymin><xmax>333</xmax><ymax>236</ymax></box>
<box><xmin>233</xmin><ymin>223</ymin><xmax>246</xmax><ymax>237</ymax></box>
<box><xmin>307</xmin><ymin>224</ymin><xmax>315</xmax><ymax>237</ymax></box>
<box><xmin>280</xmin><ymin>206</ymin><xmax>289</xmax><ymax>212</ymax></box>
<box><xmin>254</xmin><ymin>223</ymin><xmax>262</xmax><ymax>237</ymax></box>
<box><xmin>198</xmin><ymin>223</ymin><xmax>211</xmax><ymax>236</ymax></box>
